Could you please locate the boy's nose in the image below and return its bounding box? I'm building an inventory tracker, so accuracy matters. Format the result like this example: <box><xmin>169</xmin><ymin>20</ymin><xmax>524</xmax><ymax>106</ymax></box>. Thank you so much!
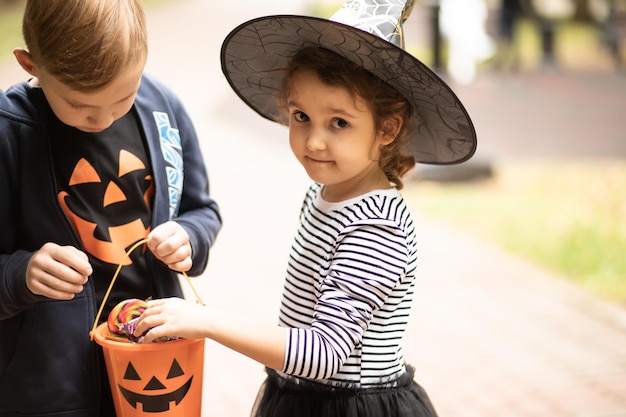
<box><xmin>86</xmin><ymin>112</ymin><xmax>114</xmax><ymax>131</ymax></box>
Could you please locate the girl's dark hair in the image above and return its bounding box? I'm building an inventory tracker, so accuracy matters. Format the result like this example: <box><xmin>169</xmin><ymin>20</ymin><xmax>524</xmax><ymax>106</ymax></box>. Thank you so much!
<box><xmin>279</xmin><ymin>47</ymin><xmax>416</xmax><ymax>189</ymax></box>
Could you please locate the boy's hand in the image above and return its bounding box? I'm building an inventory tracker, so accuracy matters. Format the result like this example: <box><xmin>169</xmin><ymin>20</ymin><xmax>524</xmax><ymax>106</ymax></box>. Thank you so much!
<box><xmin>147</xmin><ymin>221</ymin><xmax>192</xmax><ymax>272</ymax></box>
<box><xmin>26</xmin><ymin>243</ymin><xmax>92</xmax><ymax>300</ymax></box>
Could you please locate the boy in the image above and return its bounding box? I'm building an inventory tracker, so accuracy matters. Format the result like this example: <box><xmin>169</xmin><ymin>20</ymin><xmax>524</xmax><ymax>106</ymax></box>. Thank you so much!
<box><xmin>0</xmin><ymin>0</ymin><xmax>222</xmax><ymax>415</ymax></box>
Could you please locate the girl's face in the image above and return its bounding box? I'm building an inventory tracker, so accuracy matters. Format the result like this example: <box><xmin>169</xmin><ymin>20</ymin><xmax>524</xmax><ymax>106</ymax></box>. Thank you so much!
<box><xmin>287</xmin><ymin>69</ymin><xmax>393</xmax><ymax>202</ymax></box>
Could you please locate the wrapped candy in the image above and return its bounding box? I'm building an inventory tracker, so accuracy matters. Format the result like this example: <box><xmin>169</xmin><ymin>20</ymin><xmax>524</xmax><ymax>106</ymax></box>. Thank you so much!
<box><xmin>107</xmin><ymin>298</ymin><xmax>148</xmax><ymax>342</ymax></box>
<box><xmin>106</xmin><ymin>297</ymin><xmax>177</xmax><ymax>343</ymax></box>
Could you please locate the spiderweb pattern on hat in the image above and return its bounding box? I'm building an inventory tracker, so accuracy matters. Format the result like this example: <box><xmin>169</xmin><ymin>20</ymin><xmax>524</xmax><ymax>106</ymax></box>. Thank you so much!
<box><xmin>221</xmin><ymin>0</ymin><xmax>476</xmax><ymax>165</ymax></box>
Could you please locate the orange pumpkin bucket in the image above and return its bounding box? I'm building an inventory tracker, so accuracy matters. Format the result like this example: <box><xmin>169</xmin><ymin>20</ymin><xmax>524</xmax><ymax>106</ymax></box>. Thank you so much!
<box><xmin>93</xmin><ymin>324</ymin><xmax>204</xmax><ymax>416</ymax></box>
<box><xmin>91</xmin><ymin>239</ymin><xmax>205</xmax><ymax>416</ymax></box>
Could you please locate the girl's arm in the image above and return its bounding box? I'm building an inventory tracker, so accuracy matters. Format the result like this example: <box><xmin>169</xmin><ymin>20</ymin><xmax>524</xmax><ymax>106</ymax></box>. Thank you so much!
<box><xmin>134</xmin><ymin>297</ymin><xmax>286</xmax><ymax>371</ymax></box>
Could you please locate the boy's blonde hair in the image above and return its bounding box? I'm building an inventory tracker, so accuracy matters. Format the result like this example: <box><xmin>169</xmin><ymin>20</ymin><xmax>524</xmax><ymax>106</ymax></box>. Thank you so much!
<box><xmin>22</xmin><ymin>0</ymin><xmax>148</xmax><ymax>91</ymax></box>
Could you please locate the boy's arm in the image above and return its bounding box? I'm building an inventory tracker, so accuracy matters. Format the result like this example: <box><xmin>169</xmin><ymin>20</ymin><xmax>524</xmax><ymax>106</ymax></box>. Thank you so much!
<box><xmin>170</xmin><ymin>103</ymin><xmax>222</xmax><ymax>276</ymax></box>
<box><xmin>0</xmin><ymin>245</ymin><xmax>92</xmax><ymax>320</ymax></box>
<box><xmin>138</xmin><ymin>75</ymin><xmax>223</xmax><ymax>276</ymax></box>
<box><xmin>0</xmin><ymin>115</ymin><xmax>41</xmax><ymax>319</ymax></box>
<box><xmin>0</xmin><ymin>251</ymin><xmax>41</xmax><ymax>319</ymax></box>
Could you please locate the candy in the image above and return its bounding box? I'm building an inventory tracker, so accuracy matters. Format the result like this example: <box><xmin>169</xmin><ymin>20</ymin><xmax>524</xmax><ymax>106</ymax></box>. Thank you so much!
<box><xmin>107</xmin><ymin>298</ymin><xmax>148</xmax><ymax>338</ymax></box>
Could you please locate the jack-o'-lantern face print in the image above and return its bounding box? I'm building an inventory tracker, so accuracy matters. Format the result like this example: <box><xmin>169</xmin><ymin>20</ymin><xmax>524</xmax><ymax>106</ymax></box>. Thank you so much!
<box><xmin>58</xmin><ymin>149</ymin><xmax>154</xmax><ymax>265</ymax></box>
<box><xmin>118</xmin><ymin>359</ymin><xmax>193</xmax><ymax>412</ymax></box>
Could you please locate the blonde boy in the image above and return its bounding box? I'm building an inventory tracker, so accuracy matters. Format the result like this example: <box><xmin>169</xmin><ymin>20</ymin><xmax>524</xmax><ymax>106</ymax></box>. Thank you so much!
<box><xmin>0</xmin><ymin>1</ymin><xmax>221</xmax><ymax>415</ymax></box>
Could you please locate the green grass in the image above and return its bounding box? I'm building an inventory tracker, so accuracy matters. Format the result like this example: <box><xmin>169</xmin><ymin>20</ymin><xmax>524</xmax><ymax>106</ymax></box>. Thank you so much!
<box><xmin>404</xmin><ymin>161</ymin><xmax>626</xmax><ymax>305</ymax></box>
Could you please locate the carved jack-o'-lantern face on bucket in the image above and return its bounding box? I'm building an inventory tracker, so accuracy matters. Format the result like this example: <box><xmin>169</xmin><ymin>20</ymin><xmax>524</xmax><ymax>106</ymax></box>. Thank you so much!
<box><xmin>58</xmin><ymin>150</ymin><xmax>154</xmax><ymax>265</ymax></box>
<box><xmin>93</xmin><ymin>322</ymin><xmax>205</xmax><ymax>417</ymax></box>
<box><xmin>118</xmin><ymin>359</ymin><xmax>193</xmax><ymax>413</ymax></box>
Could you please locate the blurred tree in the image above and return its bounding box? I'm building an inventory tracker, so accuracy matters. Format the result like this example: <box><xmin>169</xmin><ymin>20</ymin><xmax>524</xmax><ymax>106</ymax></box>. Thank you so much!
<box><xmin>0</xmin><ymin>0</ymin><xmax>23</xmax><ymax>6</ymax></box>
<box><xmin>599</xmin><ymin>0</ymin><xmax>625</xmax><ymax>67</ymax></box>
<box><xmin>573</xmin><ymin>0</ymin><xmax>599</xmax><ymax>21</ymax></box>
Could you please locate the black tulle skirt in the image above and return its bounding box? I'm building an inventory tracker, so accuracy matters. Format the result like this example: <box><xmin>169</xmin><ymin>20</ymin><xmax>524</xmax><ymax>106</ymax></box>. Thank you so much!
<box><xmin>250</xmin><ymin>365</ymin><xmax>438</xmax><ymax>417</ymax></box>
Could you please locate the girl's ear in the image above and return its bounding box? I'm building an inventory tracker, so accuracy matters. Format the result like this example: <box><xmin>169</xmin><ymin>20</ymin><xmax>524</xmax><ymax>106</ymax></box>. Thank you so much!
<box><xmin>380</xmin><ymin>115</ymin><xmax>403</xmax><ymax>145</ymax></box>
<box><xmin>13</xmin><ymin>48</ymin><xmax>37</xmax><ymax>76</ymax></box>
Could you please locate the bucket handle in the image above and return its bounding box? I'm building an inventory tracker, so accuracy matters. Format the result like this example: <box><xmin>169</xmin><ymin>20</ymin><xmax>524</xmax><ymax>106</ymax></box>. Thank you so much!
<box><xmin>89</xmin><ymin>238</ymin><xmax>205</xmax><ymax>340</ymax></box>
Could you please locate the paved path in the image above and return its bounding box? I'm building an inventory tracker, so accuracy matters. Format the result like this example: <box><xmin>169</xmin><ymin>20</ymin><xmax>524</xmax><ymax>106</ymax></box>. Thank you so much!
<box><xmin>2</xmin><ymin>0</ymin><xmax>626</xmax><ymax>416</ymax></box>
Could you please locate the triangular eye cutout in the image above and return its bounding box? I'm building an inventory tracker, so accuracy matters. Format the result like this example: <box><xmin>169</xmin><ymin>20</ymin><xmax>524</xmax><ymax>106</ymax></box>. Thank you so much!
<box><xmin>123</xmin><ymin>362</ymin><xmax>141</xmax><ymax>380</ymax></box>
<box><xmin>167</xmin><ymin>359</ymin><xmax>184</xmax><ymax>379</ymax></box>
<box><xmin>103</xmin><ymin>181</ymin><xmax>127</xmax><ymax>206</ymax></box>
<box><xmin>119</xmin><ymin>149</ymin><xmax>145</xmax><ymax>177</ymax></box>
<box><xmin>69</xmin><ymin>158</ymin><xmax>101</xmax><ymax>185</ymax></box>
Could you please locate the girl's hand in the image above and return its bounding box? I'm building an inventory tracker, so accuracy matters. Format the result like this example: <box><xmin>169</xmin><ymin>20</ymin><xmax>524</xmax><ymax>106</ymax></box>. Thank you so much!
<box><xmin>135</xmin><ymin>298</ymin><xmax>287</xmax><ymax>370</ymax></box>
<box><xmin>26</xmin><ymin>243</ymin><xmax>92</xmax><ymax>300</ymax></box>
<box><xmin>134</xmin><ymin>298</ymin><xmax>208</xmax><ymax>342</ymax></box>
<box><xmin>147</xmin><ymin>221</ymin><xmax>192</xmax><ymax>272</ymax></box>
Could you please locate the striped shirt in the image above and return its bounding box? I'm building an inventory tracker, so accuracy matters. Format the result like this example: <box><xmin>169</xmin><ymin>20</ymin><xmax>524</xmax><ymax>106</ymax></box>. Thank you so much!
<box><xmin>279</xmin><ymin>183</ymin><xmax>418</xmax><ymax>388</ymax></box>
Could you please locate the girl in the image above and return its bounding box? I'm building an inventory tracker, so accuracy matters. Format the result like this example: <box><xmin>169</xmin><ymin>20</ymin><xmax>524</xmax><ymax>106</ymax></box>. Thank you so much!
<box><xmin>135</xmin><ymin>0</ymin><xmax>476</xmax><ymax>416</ymax></box>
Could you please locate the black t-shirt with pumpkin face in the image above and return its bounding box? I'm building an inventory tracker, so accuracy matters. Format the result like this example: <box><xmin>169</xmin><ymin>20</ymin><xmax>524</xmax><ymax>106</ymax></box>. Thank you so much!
<box><xmin>51</xmin><ymin>109</ymin><xmax>155</xmax><ymax>319</ymax></box>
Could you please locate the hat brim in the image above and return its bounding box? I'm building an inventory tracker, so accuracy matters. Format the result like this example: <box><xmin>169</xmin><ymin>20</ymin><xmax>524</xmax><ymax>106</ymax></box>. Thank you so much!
<box><xmin>220</xmin><ymin>15</ymin><xmax>477</xmax><ymax>165</ymax></box>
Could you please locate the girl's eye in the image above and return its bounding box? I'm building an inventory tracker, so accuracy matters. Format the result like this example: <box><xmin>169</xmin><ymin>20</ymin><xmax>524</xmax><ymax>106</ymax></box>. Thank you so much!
<box><xmin>69</xmin><ymin>103</ymin><xmax>84</xmax><ymax>110</ymax></box>
<box><xmin>293</xmin><ymin>111</ymin><xmax>309</xmax><ymax>122</ymax></box>
<box><xmin>331</xmin><ymin>118</ymin><xmax>349</xmax><ymax>129</ymax></box>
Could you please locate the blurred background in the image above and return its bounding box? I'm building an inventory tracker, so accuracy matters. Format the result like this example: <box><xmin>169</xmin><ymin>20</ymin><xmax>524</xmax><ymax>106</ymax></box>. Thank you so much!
<box><xmin>1</xmin><ymin>0</ymin><xmax>625</xmax><ymax>416</ymax></box>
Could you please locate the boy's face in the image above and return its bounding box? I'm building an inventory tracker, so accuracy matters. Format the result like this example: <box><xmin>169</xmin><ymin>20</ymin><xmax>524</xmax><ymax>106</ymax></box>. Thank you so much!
<box><xmin>39</xmin><ymin>61</ymin><xmax>144</xmax><ymax>132</ymax></box>
<box><xmin>16</xmin><ymin>50</ymin><xmax>145</xmax><ymax>133</ymax></box>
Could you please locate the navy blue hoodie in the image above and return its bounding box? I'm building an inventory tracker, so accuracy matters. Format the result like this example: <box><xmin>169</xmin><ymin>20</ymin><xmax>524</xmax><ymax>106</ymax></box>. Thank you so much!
<box><xmin>0</xmin><ymin>74</ymin><xmax>221</xmax><ymax>416</ymax></box>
